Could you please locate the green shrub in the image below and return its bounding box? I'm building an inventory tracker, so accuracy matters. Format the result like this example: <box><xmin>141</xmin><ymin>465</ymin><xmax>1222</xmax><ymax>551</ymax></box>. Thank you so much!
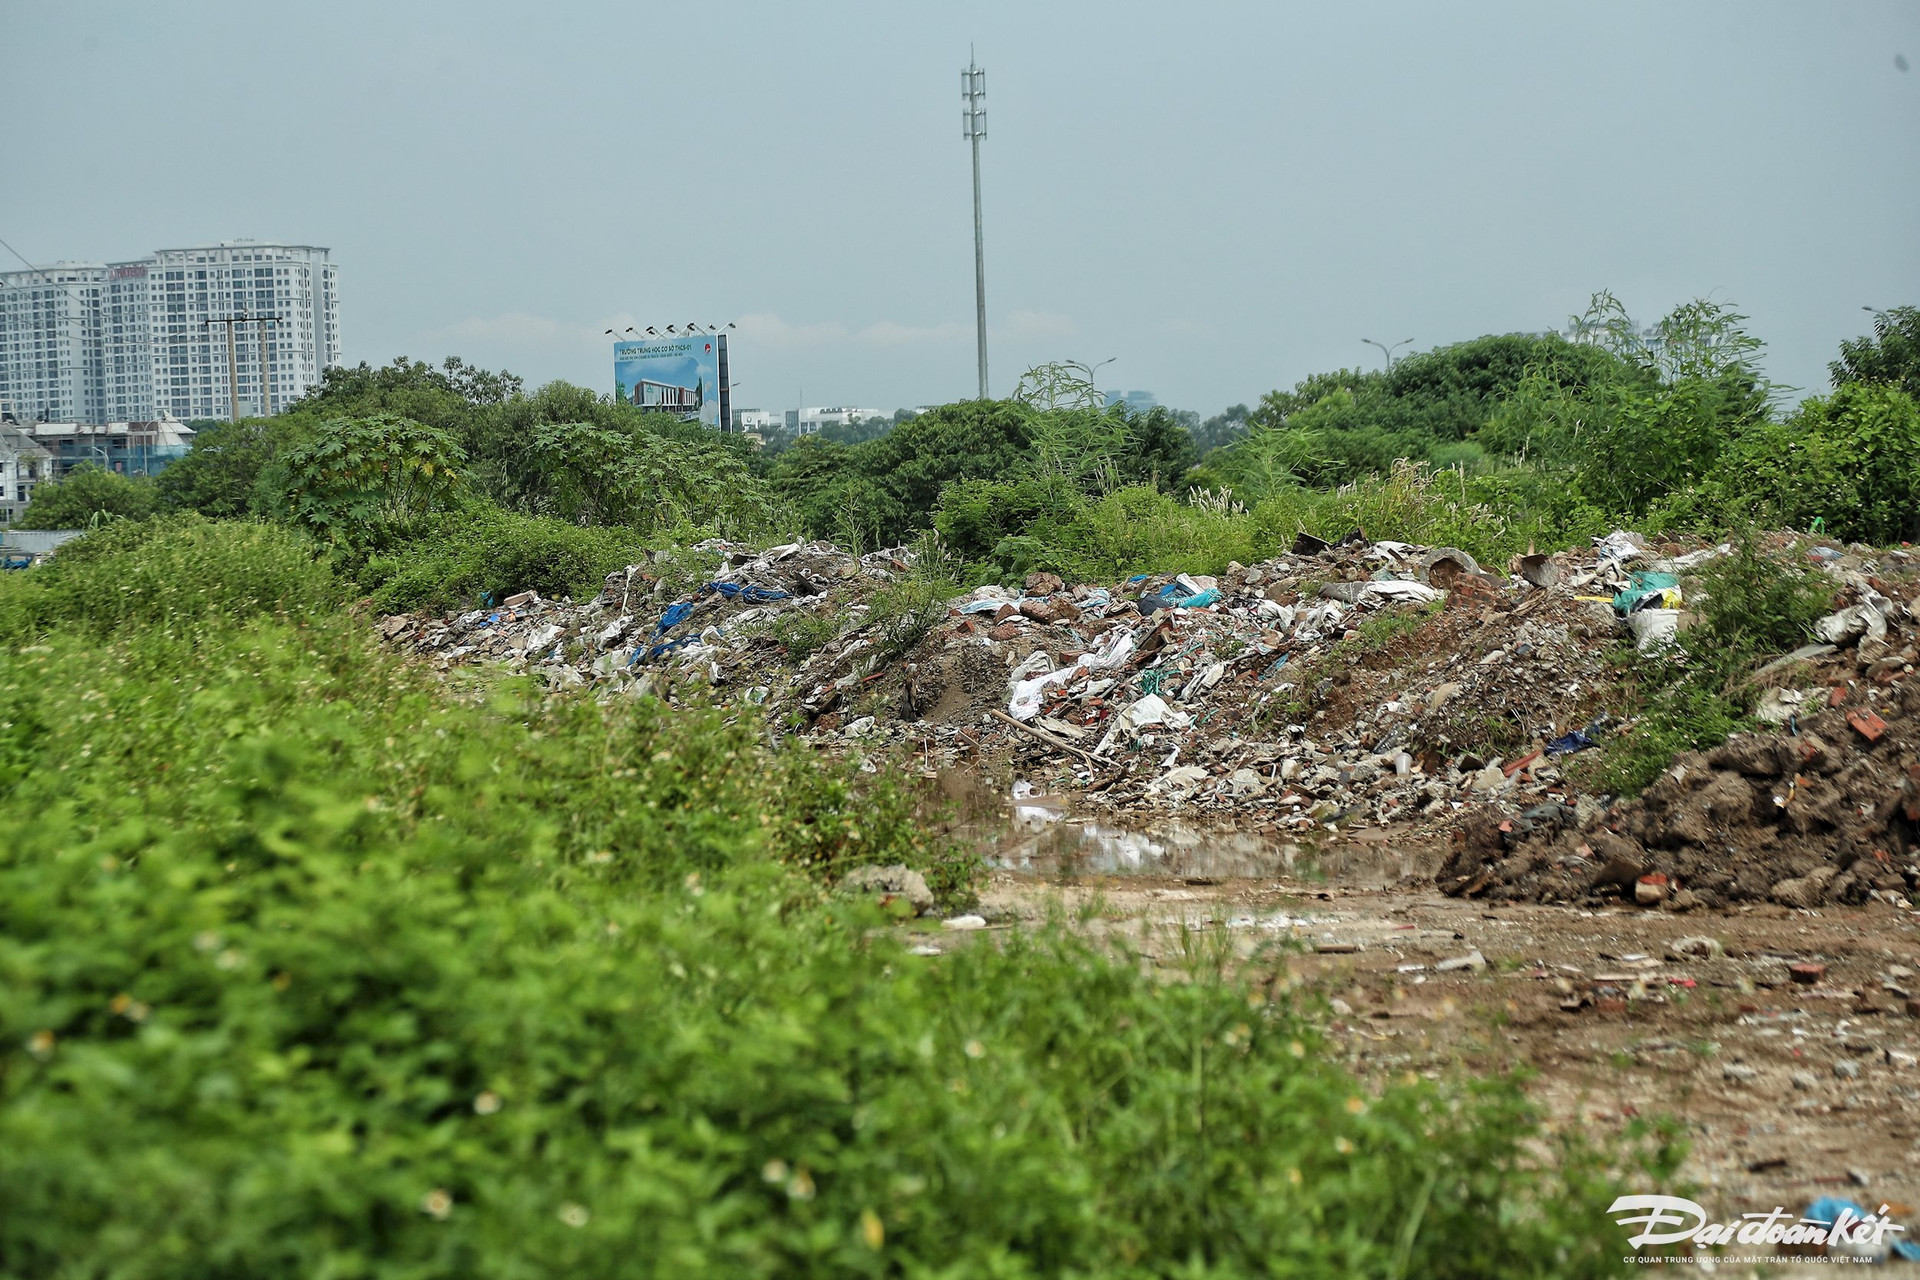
<box><xmin>15</xmin><ymin>462</ymin><xmax>159</xmax><ymax>529</ymax></box>
<box><xmin>0</xmin><ymin>514</ymin><xmax>332</xmax><ymax>643</ymax></box>
<box><xmin>1707</xmin><ymin>382</ymin><xmax>1920</xmax><ymax>545</ymax></box>
<box><xmin>280</xmin><ymin>412</ymin><xmax>467</xmax><ymax>540</ymax></box>
<box><xmin>360</xmin><ymin>506</ymin><xmax>653</xmax><ymax>613</ymax></box>
<box><xmin>156</xmin><ymin>414</ymin><xmax>320</xmax><ymax>519</ymax></box>
<box><xmin>1687</xmin><ymin>530</ymin><xmax>1834</xmax><ymax>656</ymax></box>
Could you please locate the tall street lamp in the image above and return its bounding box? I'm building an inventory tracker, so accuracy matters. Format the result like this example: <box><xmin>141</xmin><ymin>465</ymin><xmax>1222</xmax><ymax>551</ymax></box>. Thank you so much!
<box><xmin>1362</xmin><ymin>337</ymin><xmax>1414</xmax><ymax>369</ymax></box>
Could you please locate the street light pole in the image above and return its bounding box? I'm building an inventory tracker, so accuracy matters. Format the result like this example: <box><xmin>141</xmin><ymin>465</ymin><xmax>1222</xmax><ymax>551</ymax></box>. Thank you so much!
<box><xmin>1362</xmin><ymin>337</ymin><xmax>1415</xmax><ymax>369</ymax></box>
<box><xmin>963</xmin><ymin>52</ymin><xmax>988</xmax><ymax>400</ymax></box>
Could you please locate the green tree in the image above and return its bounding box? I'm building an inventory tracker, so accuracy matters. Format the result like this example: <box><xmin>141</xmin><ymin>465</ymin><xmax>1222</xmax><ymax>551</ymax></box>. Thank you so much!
<box><xmin>155</xmin><ymin>415</ymin><xmax>318</xmax><ymax>518</ymax></box>
<box><xmin>522</xmin><ymin>420</ymin><xmax>777</xmax><ymax>536</ymax></box>
<box><xmin>290</xmin><ymin>355</ymin><xmax>523</xmax><ymax>433</ymax></box>
<box><xmin>1831</xmin><ymin>305</ymin><xmax>1920</xmax><ymax>402</ymax></box>
<box><xmin>465</xmin><ymin>380</ymin><xmax>757</xmax><ymax>513</ymax></box>
<box><xmin>1710</xmin><ymin>382</ymin><xmax>1920</xmax><ymax>544</ymax></box>
<box><xmin>1241</xmin><ymin>334</ymin><xmax>1644</xmax><ymax>485</ymax></box>
<box><xmin>15</xmin><ymin>464</ymin><xmax>158</xmax><ymax>529</ymax></box>
<box><xmin>767</xmin><ymin>435</ymin><xmax>858</xmax><ymax>534</ymax></box>
<box><xmin>279</xmin><ymin>413</ymin><xmax>466</xmax><ymax>539</ymax></box>
<box><xmin>1191</xmin><ymin>403</ymin><xmax>1252</xmax><ymax>454</ymax></box>
<box><xmin>836</xmin><ymin>399</ymin><xmax>1037</xmax><ymax>545</ymax></box>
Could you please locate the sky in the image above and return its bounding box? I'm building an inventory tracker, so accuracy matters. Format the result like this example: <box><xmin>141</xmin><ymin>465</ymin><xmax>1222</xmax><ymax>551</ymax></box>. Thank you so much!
<box><xmin>3</xmin><ymin>0</ymin><xmax>1917</xmax><ymax>417</ymax></box>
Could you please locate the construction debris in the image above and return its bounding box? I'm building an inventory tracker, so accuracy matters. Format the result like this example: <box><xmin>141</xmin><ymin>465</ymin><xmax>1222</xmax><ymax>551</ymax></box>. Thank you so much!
<box><xmin>377</xmin><ymin>527</ymin><xmax>1920</xmax><ymax>907</ymax></box>
<box><xmin>1440</xmin><ymin>540</ymin><xmax>1920</xmax><ymax>909</ymax></box>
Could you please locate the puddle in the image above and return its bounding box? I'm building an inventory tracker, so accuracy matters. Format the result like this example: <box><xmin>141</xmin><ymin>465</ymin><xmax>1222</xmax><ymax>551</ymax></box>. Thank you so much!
<box><xmin>968</xmin><ymin>806</ymin><xmax>1438</xmax><ymax>886</ymax></box>
<box><xmin>932</xmin><ymin>770</ymin><xmax>1442</xmax><ymax>886</ymax></box>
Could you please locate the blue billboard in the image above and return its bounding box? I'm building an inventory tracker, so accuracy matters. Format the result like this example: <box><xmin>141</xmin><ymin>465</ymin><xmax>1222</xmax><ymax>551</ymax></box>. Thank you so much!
<box><xmin>614</xmin><ymin>334</ymin><xmax>730</xmax><ymax>430</ymax></box>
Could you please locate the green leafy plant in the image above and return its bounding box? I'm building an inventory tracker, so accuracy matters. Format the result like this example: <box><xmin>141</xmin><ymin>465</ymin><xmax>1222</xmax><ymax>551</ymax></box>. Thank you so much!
<box><xmin>1707</xmin><ymin>383</ymin><xmax>1920</xmax><ymax>544</ymax></box>
<box><xmin>279</xmin><ymin>412</ymin><xmax>467</xmax><ymax>539</ymax></box>
<box><xmin>14</xmin><ymin>462</ymin><xmax>158</xmax><ymax>529</ymax></box>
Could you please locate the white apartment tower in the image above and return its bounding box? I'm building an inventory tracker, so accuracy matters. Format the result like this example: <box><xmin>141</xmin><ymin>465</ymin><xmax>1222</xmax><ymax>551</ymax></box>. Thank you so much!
<box><xmin>0</xmin><ymin>241</ymin><xmax>340</xmax><ymax>424</ymax></box>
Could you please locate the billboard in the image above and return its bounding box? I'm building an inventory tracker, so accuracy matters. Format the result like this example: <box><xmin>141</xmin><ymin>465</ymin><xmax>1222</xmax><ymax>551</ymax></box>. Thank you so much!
<box><xmin>614</xmin><ymin>334</ymin><xmax>730</xmax><ymax>430</ymax></box>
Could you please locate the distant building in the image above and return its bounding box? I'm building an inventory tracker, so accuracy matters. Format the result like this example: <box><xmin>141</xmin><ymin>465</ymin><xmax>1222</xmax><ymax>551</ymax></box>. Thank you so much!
<box><xmin>0</xmin><ymin>426</ymin><xmax>55</xmax><ymax>525</ymax></box>
<box><xmin>25</xmin><ymin>420</ymin><xmax>196</xmax><ymax>479</ymax></box>
<box><xmin>733</xmin><ymin>408</ymin><xmax>783</xmax><ymax>432</ymax></box>
<box><xmin>795</xmin><ymin>406</ymin><xmax>886</xmax><ymax>435</ymax></box>
<box><xmin>0</xmin><ymin>240</ymin><xmax>341</xmax><ymax>425</ymax></box>
<box><xmin>1101</xmin><ymin>389</ymin><xmax>1159</xmax><ymax>413</ymax></box>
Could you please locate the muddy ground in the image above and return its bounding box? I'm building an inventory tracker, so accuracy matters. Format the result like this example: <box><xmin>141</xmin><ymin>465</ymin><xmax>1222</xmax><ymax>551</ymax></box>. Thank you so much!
<box><xmin>915</xmin><ymin>817</ymin><xmax>1920</xmax><ymax>1277</ymax></box>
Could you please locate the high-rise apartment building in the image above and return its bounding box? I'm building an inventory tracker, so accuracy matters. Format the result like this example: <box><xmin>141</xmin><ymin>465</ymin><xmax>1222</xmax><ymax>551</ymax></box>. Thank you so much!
<box><xmin>0</xmin><ymin>240</ymin><xmax>340</xmax><ymax>424</ymax></box>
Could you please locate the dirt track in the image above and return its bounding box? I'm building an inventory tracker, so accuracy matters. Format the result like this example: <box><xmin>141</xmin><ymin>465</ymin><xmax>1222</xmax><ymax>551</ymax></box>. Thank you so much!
<box><xmin>933</xmin><ymin>823</ymin><xmax>1920</xmax><ymax>1275</ymax></box>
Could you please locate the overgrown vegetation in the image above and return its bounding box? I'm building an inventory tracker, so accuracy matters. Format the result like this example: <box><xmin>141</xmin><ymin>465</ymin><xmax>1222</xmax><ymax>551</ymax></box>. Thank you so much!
<box><xmin>29</xmin><ymin>292</ymin><xmax>1911</xmax><ymax>610</ymax></box>
<box><xmin>0</xmin><ymin>520</ymin><xmax>1684</xmax><ymax>1276</ymax></box>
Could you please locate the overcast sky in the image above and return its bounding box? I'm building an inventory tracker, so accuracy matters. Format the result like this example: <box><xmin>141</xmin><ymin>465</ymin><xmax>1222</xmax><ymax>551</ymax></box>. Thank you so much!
<box><xmin>4</xmin><ymin>1</ymin><xmax>1916</xmax><ymax>416</ymax></box>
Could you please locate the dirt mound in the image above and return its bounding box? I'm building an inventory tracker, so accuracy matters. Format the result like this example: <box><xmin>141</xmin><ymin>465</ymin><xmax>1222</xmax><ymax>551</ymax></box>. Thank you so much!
<box><xmin>1440</xmin><ymin>657</ymin><xmax>1920</xmax><ymax>911</ymax></box>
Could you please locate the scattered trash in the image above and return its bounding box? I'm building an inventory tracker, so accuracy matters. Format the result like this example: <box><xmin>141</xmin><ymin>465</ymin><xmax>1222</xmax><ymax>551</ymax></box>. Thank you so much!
<box><xmin>1627</xmin><ymin>608</ymin><xmax>1683</xmax><ymax>651</ymax></box>
<box><xmin>1612</xmin><ymin>571</ymin><xmax>1681</xmax><ymax>616</ymax></box>
<box><xmin>379</xmin><ymin>526</ymin><xmax>1920</xmax><ymax>893</ymax></box>
<box><xmin>1666</xmin><ymin>936</ymin><xmax>1725</xmax><ymax>961</ymax></box>
<box><xmin>1435</xmin><ymin>949</ymin><xmax>1487</xmax><ymax>973</ymax></box>
<box><xmin>1545</xmin><ymin>728</ymin><xmax>1598</xmax><ymax>755</ymax></box>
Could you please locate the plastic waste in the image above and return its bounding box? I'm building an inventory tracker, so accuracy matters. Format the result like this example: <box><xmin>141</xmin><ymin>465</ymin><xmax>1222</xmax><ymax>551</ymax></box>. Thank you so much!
<box><xmin>1139</xmin><ymin>580</ymin><xmax>1221</xmax><ymax>612</ymax></box>
<box><xmin>1009</xmin><ymin>665</ymin><xmax>1078</xmax><ymax>721</ymax></box>
<box><xmin>1007</xmin><ymin>627</ymin><xmax>1138</xmax><ymax>720</ymax></box>
<box><xmin>1593</xmin><ymin>529</ymin><xmax>1645</xmax><ymax>563</ymax></box>
<box><xmin>1545</xmin><ymin>728</ymin><xmax>1598</xmax><ymax>755</ymax></box>
<box><xmin>704</xmin><ymin>581</ymin><xmax>789</xmax><ymax>602</ymax></box>
<box><xmin>1815</xmin><ymin>601</ymin><xmax>1888</xmax><ymax>646</ymax></box>
<box><xmin>1138</xmin><ymin>582</ymin><xmax>1192</xmax><ymax>613</ymax></box>
<box><xmin>1093</xmin><ymin>694</ymin><xmax>1192</xmax><ymax>755</ymax></box>
<box><xmin>1362</xmin><ymin>580</ymin><xmax>1442</xmax><ymax>605</ymax></box>
<box><xmin>1627</xmin><ymin>608</ymin><xmax>1682</xmax><ymax>651</ymax></box>
<box><xmin>1802</xmin><ymin>1196</ymin><xmax>1920</xmax><ymax>1261</ymax></box>
<box><xmin>1612</xmin><ymin>571</ymin><xmax>1680</xmax><ymax>616</ymax></box>
<box><xmin>654</xmin><ymin>600</ymin><xmax>695</xmax><ymax>635</ymax></box>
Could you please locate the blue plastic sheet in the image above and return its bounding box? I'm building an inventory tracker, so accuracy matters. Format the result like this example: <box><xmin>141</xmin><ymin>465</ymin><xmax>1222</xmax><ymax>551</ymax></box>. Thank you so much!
<box><xmin>1546</xmin><ymin>729</ymin><xmax>1598</xmax><ymax>756</ymax></box>
<box><xmin>1802</xmin><ymin>1196</ymin><xmax>1920</xmax><ymax>1260</ymax></box>
<box><xmin>704</xmin><ymin>582</ymin><xmax>790</xmax><ymax>603</ymax></box>
<box><xmin>653</xmin><ymin>601</ymin><xmax>695</xmax><ymax>636</ymax></box>
<box><xmin>1138</xmin><ymin>584</ymin><xmax>1187</xmax><ymax>614</ymax></box>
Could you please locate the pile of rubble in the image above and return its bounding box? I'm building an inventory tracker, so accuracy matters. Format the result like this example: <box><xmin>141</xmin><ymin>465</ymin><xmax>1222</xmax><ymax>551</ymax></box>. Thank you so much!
<box><xmin>899</xmin><ymin>532</ymin><xmax>1654</xmax><ymax>832</ymax></box>
<box><xmin>377</xmin><ymin>538</ymin><xmax>915</xmax><ymax>695</ymax></box>
<box><xmin>376</xmin><ymin>526</ymin><xmax>1758</xmax><ymax>839</ymax></box>
<box><xmin>1440</xmin><ymin>542</ymin><xmax>1920</xmax><ymax>910</ymax></box>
